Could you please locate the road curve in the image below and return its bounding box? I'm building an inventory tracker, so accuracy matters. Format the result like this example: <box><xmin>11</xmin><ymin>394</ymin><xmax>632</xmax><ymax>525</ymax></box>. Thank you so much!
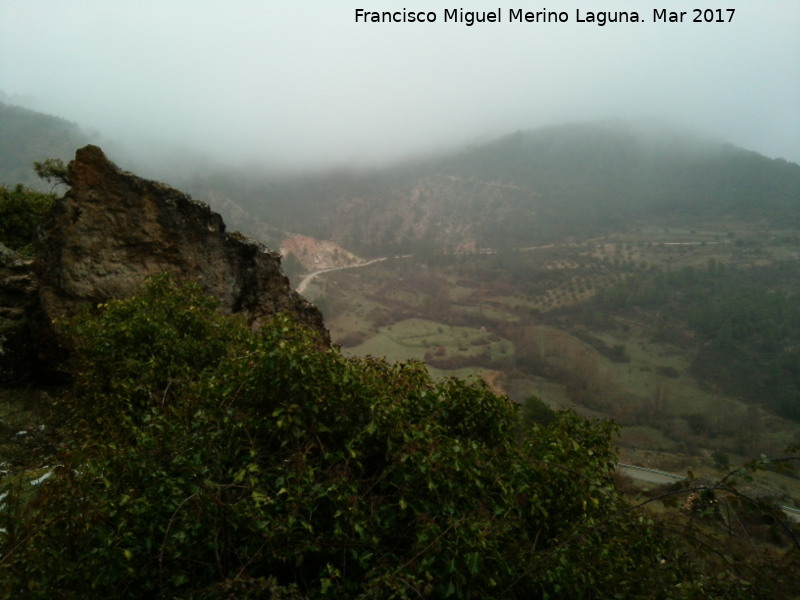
<box><xmin>295</xmin><ymin>257</ymin><xmax>388</xmax><ymax>294</ymax></box>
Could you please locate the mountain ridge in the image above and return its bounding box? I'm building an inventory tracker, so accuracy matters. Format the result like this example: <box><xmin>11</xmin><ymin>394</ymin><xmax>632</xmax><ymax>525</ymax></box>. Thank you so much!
<box><xmin>2</xmin><ymin>103</ymin><xmax>799</xmax><ymax>258</ymax></box>
<box><xmin>189</xmin><ymin>120</ymin><xmax>800</xmax><ymax>256</ymax></box>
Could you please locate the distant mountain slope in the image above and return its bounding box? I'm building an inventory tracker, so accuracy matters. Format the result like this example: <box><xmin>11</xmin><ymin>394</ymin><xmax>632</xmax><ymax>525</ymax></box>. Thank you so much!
<box><xmin>0</xmin><ymin>102</ymin><xmax>94</xmax><ymax>189</ymax></box>
<box><xmin>3</xmin><ymin>106</ymin><xmax>798</xmax><ymax>255</ymax></box>
<box><xmin>195</xmin><ymin>121</ymin><xmax>800</xmax><ymax>255</ymax></box>
<box><xmin>0</xmin><ymin>103</ymin><xmax>290</xmax><ymax>248</ymax></box>
<box><xmin>443</xmin><ymin>122</ymin><xmax>800</xmax><ymax>221</ymax></box>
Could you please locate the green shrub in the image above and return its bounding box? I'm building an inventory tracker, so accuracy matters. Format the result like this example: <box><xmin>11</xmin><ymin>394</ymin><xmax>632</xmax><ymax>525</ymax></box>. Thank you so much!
<box><xmin>0</xmin><ymin>274</ymin><xmax>748</xmax><ymax>599</ymax></box>
<box><xmin>0</xmin><ymin>184</ymin><xmax>55</xmax><ymax>251</ymax></box>
<box><xmin>520</xmin><ymin>395</ymin><xmax>557</xmax><ymax>428</ymax></box>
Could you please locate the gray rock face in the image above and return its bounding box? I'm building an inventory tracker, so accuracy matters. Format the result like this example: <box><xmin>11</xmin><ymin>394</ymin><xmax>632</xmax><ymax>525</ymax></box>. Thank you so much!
<box><xmin>33</xmin><ymin>145</ymin><xmax>328</xmax><ymax>347</ymax></box>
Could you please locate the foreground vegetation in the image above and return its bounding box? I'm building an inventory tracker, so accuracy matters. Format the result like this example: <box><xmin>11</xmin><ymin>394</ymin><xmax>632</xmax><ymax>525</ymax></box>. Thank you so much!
<box><xmin>3</xmin><ymin>275</ymin><xmax>798</xmax><ymax>598</ymax></box>
<box><xmin>0</xmin><ymin>183</ymin><xmax>55</xmax><ymax>252</ymax></box>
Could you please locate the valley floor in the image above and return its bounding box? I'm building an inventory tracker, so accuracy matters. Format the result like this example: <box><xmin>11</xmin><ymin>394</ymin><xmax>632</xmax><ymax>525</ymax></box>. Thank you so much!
<box><xmin>299</xmin><ymin>217</ymin><xmax>800</xmax><ymax>507</ymax></box>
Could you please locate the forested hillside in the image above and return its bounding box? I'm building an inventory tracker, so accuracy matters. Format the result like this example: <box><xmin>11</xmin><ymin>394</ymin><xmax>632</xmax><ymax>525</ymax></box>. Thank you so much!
<box><xmin>186</xmin><ymin>121</ymin><xmax>800</xmax><ymax>255</ymax></box>
<box><xmin>3</xmin><ymin>105</ymin><xmax>798</xmax><ymax>257</ymax></box>
<box><xmin>0</xmin><ymin>102</ymin><xmax>93</xmax><ymax>190</ymax></box>
<box><xmin>595</xmin><ymin>259</ymin><xmax>800</xmax><ymax>420</ymax></box>
<box><xmin>442</xmin><ymin>122</ymin><xmax>800</xmax><ymax>220</ymax></box>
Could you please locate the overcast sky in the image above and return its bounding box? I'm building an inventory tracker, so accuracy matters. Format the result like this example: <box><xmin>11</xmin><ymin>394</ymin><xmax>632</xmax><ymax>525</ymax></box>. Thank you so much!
<box><xmin>2</xmin><ymin>0</ymin><xmax>799</xmax><ymax>168</ymax></box>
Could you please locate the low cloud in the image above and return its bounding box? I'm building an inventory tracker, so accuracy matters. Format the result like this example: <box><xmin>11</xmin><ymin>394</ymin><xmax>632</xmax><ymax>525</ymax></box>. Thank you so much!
<box><xmin>1</xmin><ymin>0</ymin><xmax>798</xmax><ymax>167</ymax></box>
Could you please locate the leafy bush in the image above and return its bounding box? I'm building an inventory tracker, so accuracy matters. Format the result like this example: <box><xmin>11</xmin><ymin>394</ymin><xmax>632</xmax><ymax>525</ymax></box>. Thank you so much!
<box><xmin>0</xmin><ymin>184</ymin><xmax>55</xmax><ymax>251</ymax></box>
<box><xmin>0</xmin><ymin>274</ymin><xmax>767</xmax><ymax>599</ymax></box>
<box><xmin>520</xmin><ymin>394</ymin><xmax>557</xmax><ymax>427</ymax></box>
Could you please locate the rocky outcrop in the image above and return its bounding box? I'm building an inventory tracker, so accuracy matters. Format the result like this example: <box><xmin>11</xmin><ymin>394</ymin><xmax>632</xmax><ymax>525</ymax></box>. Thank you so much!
<box><xmin>280</xmin><ymin>233</ymin><xmax>363</xmax><ymax>272</ymax></box>
<box><xmin>33</xmin><ymin>145</ymin><xmax>328</xmax><ymax>350</ymax></box>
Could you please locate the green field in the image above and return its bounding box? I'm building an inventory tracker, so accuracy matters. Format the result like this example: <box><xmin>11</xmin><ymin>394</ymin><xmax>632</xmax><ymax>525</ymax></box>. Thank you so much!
<box><xmin>341</xmin><ymin>317</ymin><xmax>512</xmax><ymax>379</ymax></box>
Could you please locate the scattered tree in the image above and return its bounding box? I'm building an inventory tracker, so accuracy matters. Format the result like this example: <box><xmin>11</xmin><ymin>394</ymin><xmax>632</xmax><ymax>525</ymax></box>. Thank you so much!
<box><xmin>33</xmin><ymin>157</ymin><xmax>69</xmax><ymax>188</ymax></box>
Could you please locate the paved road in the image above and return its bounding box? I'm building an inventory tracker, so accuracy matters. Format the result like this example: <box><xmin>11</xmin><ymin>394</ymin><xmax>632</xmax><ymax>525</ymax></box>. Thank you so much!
<box><xmin>295</xmin><ymin>257</ymin><xmax>388</xmax><ymax>294</ymax></box>
<box><xmin>617</xmin><ymin>463</ymin><xmax>800</xmax><ymax>522</ymax></box>
<box><xmin>617</xmin><ymin>463</ymin><xmax>686</xmax><ymax>485</ymax></box>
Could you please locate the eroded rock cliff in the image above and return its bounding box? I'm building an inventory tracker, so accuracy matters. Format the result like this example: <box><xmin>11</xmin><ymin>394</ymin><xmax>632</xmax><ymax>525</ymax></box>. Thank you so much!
<box><xmin>0</xmin><ymin>144</ymin><xmax>334</xmax><ymax>384</ymax></box>
<box><xmin>34</xmin><ymin>145</ymin><xmax>328</xmax><ymax>344</ymax></box>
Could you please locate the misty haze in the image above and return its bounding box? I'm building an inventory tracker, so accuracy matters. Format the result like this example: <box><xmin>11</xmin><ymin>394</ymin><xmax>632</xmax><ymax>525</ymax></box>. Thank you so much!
<box><xmin>2</xmin><ymin>1</ymin><xmax>800</xmax><ymax>597</ymax></box>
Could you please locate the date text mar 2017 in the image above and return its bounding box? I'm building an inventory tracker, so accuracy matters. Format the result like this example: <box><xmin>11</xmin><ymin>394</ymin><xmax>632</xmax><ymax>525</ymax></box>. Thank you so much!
<box><xmin>653</xmin><ymin>8</ymin><xmax>735</xmax><ymax>23</ymax></box>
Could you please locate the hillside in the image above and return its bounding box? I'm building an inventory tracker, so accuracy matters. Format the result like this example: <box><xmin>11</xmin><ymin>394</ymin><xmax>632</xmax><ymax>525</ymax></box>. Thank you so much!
<box><xmin>3</xmin><ymin>105</ymin><xmax>798</xmax><ymax>259</ymax></box>
<box><xmin>0</xmin><ymin>102</ymin><xmax>95</xmax><ymax>190</ymax></box>
<box><xmin>440</xmin><ymin>121</ymin><xmax>800</xmax><ymax>221</ymax></box>
<box><xmin>186</xmin><ymin>121</ymin><xmax>800</xmax><ymax>256</ymax></box>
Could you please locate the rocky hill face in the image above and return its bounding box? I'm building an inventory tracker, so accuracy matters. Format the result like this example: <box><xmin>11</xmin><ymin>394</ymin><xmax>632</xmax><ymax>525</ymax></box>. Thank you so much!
<box><xmin>280</xmin><ymin>234</ymin><xmax>362</xmax><ymax>272</ymax></box>
<box><xmin>2</xmin><ymin>145</ymin><xmax>329</xmax><ymax>383</ymax></box>
<box><xmin>325</xmin><ymin>174</ymin><xmax>534</xmax><ymax>255</ymax></box>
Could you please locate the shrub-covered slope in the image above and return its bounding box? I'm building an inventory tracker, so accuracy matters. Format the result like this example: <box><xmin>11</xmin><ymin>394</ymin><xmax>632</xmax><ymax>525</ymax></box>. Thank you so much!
<box><xmin>2</xmin><ymin>275</ymin><xmax>778</xmax><ymax>599</ymax></box>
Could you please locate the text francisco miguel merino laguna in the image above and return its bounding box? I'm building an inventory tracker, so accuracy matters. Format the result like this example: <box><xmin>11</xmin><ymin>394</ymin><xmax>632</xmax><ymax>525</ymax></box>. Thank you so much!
<box><xmin>355</xmin><ymin>8</ymin><xmax>737</xmax><ymax>26</ymax></box>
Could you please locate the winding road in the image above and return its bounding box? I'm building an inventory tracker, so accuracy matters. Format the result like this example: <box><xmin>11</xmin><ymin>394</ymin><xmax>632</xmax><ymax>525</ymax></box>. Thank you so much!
<box><xmin>295</xmin><ymin>237</ymin><xmax>721</xmax><ymax>294</ymax></box>
<box><xmin>295</xmin><ymin>257</ymin><xmax>389</xmax><ymax>294</ymax></box>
